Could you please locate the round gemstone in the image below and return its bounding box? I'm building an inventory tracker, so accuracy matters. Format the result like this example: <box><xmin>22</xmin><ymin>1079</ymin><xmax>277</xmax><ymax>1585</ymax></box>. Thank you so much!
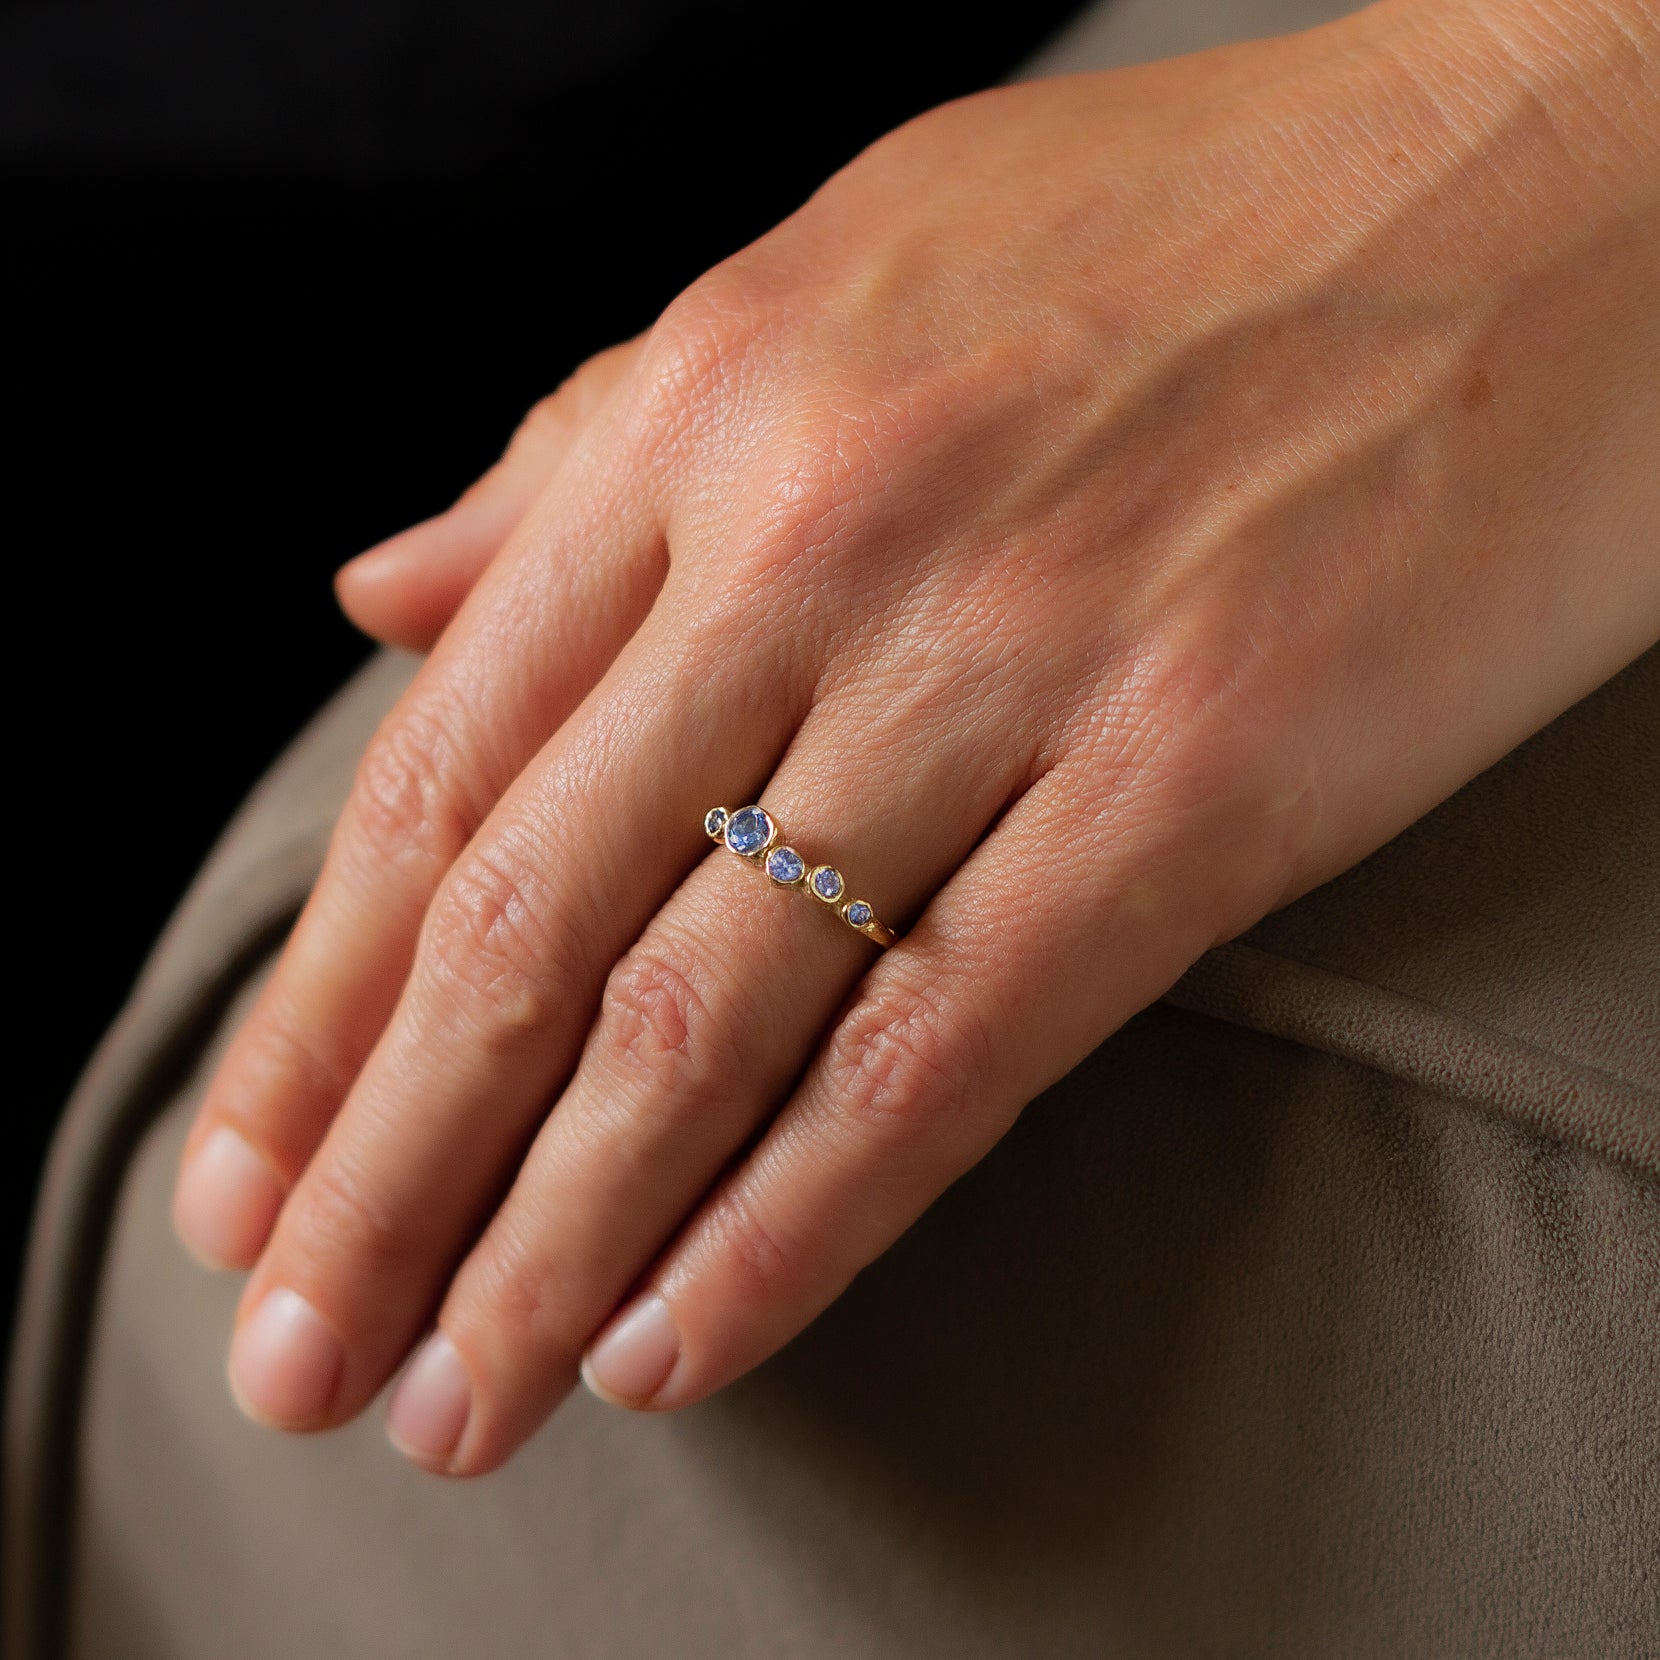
<box><xmin>811</xmin><ymin>866</ymin><xmax>845</xmax><ymax>903</ymax></box>
<box><xmin>766</xmin><ymin>847</ymin><xmax>805</xmax><ymax>884</ymax></box>
<box><xmin>846</xmin><ymin>900</ymin><xmax>874</xmax><ymax>929</ymax></box>
<box><xmin>703</xmin><ymin>807</ymin><xmax>729</xmax><ymax>839</ymax></box>
<box><xmin>725</xmin><ymin>806</ymin><xmax>773</xmax><ymax>857</ymax></box>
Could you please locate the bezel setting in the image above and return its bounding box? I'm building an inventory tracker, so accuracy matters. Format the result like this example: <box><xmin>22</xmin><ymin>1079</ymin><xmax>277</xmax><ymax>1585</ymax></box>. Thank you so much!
<box><xmin>809</xmin><ymin>865</ymin><xmax>846</xmax><ymax>905</ymax></box>
<box><xmin>765</xmin><ymin>846</ymin><xmax>807</xmax><ymax>887</ymax></box>
<box><xmin>723</xmin><ymin>805</ymin><xmax>776</xmax><ymax>859</ymax></box>
<box><xmin>703</xmin><ymin>807</ymin><xmax>893</xmax><ymax>947</ymax></box>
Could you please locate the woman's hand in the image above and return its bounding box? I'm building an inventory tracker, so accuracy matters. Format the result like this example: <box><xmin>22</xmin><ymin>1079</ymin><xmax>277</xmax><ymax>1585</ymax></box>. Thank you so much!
<box><xmin>174</xmin><ymin>0</ymin><xmax>1659</xmax><ymax>1477</ymax></box>
<box><xmin>335</xmin><ymin>338</ymin><xmax>643</xmax><ymax>651</ymax></box>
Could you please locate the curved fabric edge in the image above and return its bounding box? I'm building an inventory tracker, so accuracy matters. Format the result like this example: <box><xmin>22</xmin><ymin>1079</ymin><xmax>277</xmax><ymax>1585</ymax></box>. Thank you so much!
<box><xmin>1167</xmin><ymin>942</ymin><xmax>1659</xmax><ymax>1178</ymax></box>
<box><xmin>3</xmin><ymin>652</ymin><xmax>416</xmax><ymax>1660</ymax></box>
<box><xmin>4</xmin><ymin>869</ymin><xmax>314</xmax><ymax>1660</ymax></box>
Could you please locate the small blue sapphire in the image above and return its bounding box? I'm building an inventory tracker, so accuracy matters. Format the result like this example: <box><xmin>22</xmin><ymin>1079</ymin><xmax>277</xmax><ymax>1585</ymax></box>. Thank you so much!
<box><xmin>846</xmin><ymin>901</ymin><xmax>874</xmax><ymax>929</ymax></box>
<box><xmin>766</xmin><ymin>847</ymin><xmax>805</xmax><ymax>884</ymax></box>
<box><xmin>812</xmin><ymin>866</ymin><xmax>845</xmax><ymax>902</ymax></box>
<box><xmin>703</xmin><ymin>807</ymin><xmax>729</xmax><ymax>838</ymax></box>
<box><xmin>725</xmin><ymin>806</ymin><xmax>772</xmax><ymax>857</ymax></box>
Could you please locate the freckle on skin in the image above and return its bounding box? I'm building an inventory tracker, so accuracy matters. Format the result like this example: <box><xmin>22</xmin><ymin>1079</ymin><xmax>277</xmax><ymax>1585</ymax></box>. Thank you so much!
<box><xmin>1461</xmin><ymin>369</ymin><xmax>1494</xmax><ymax>411</ymax></box>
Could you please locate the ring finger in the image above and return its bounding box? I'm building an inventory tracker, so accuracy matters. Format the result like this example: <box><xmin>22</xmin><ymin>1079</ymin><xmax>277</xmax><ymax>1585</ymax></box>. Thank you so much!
<box><xmin>386</xmin><ymin>673</ymin><xmax>1040</xmax><ymax>1473</ymax></box>
<box><xmin>227</xmin><ymin>627</ymin><xmax>1035</xmax><ymax>1457</ymax></box>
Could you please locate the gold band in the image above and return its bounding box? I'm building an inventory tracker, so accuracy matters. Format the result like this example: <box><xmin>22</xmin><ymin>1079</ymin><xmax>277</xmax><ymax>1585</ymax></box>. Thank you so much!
<box><xmin>704</xmin><ymin>805</ymin><xmax>898</xmax><ymax>948</ymax></box>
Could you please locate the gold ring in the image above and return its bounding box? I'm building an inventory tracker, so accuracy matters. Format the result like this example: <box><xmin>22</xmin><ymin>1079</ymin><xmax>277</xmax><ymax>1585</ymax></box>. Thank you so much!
<box><xmin>704</xmin><ymin>806</ymin><xmax>898</xmax><ymax>948</ymax></box>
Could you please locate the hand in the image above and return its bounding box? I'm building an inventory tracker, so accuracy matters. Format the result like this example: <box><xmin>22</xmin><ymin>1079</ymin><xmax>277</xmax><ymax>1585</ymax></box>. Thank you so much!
<box><xmin>335</xmin><ymin>337</ymin><xmax>643</xmax><ymax>652</ymax></box>
<box><xmin>174</xmin><ymin>0</ymin><xmax>1660</xmax><ymax>1477</ymax></box>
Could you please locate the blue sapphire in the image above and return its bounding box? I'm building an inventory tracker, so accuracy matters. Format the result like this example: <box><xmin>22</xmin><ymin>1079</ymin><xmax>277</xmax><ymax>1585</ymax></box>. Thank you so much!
<box><xmin>704</xmin><ymin>807</ymin><xmax>729</xmax><ymax>839</ymax></box>
<box><xmin>811</xmin><ymin>866</ymin><xmax>845</xmax><ymax>903</ymax></box>
<box><xmin>766</xmin><ymin>847</ymin><xmax>805</xmax><ymax>885</ymax></box>
<box><xmin>725</xmin><ymin>806</ymin><xmax>773</xmax><ymax>857</ymax></box>
<box><xmin>846</xmin><ymin>901</ymin><xmax>874</xmax><ymax>929</ymax></box>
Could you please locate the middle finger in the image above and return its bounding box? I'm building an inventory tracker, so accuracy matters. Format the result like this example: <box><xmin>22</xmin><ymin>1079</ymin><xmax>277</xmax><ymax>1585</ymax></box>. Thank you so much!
<box><xmin>391</xmin><ymin>667</ymin><xmax>1036</xmax><ymax>1473</ymax></box>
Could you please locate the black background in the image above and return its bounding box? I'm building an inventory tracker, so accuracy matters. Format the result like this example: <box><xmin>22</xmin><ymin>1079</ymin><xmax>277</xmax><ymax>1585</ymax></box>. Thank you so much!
<box><xmin>5</xmin><ymin>0</ymin><xmax>1082</xmax><ymax>1362</ymax></box>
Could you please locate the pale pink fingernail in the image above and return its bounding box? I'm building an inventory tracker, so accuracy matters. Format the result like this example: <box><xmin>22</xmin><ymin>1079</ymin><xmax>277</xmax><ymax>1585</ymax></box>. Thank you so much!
<box><xmin>228</xmin><ymin>1289</ymin><xmax>344</xmax><ymax>1428</ymax></box>
<box><xmin>174</xmin><ymin>1126</ymin><xmax>284</xmax><ymax>1269</ymax></box>
<box><xmin>388</xmin><ymin>1332</ymin><xmax>472</xmax><ymax>1466</ymax></box>
<box><xmin>581</xmin><ymin>1295</ymin><xmax>680</xmax><ymax>1408</ymax></box>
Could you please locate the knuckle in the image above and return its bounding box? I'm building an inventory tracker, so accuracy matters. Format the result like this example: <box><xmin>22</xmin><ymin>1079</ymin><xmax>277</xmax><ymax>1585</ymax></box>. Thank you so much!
<box><xmin>291</xmin><ymin>1150</ymin><xmax>421</xmax><ymax>1283</ymax></box>
<box><xmin>742</xmin><ymin>411</ymin><xmax>869</xmax><ymax>577</ymax></box>
<box><xmin>462</xmin><ymin>1216</ymin><xmax>584</xmax><ymax>1356</ymax></box>
<box><xmin>1142</xmin><ymin>605</ymin><xmax>1304</xmax><ymax>763</ymax></box>
<box><xmin>725</xmin><ymin>387</ymin><xmax>933</xmax><ymax>603</ymax></box>
<box><xmin>422</xmin><ymin>837</ymin><xmax>568</xmax><ymax>1040</ymax></box>
<box><xmin>596</xmin><ymin>933</ymin><xmax>736</xmax><ymax>1105</ymax></box>
<box><xmin>820</xmin><ymin>981</ymin><xmax>978</xmax><ymax>1141</ymax></box>
<box><xmin>700</xmin><ymin>1186</ymin><xmax>802</xmax><ymax>1308</ymax></box>
<box><xmin>500</xmin><ymin>341</ymin><xmax>643</xmax><ymax>465</ymax></box>
<box><xmin>638</xmin><ymin>265</ymin><xmax>773</xmax><ymax>444</ymax></box>
<box><xmin>349</xmin><ymin>705</ymin><xmax>475</xmax><ymax>877</ymax></box>
<box><xmin>1129</xmin><ymin>620</ymin><xmax>1314</xmax><ymax>839</ymax></box>
<box><xmin>513</xmin><ymin>388</ymin><xmax>579</xmax><ymax>450</ymax></box>
<box><xmin>775</xmin><ymin>391</ymin><xmax>914</xmax><ymax>521</ymax></box>
<box><xmin>565</xmin><ymin>339</ymin><xmax>638</xmax><ymax>414</ymax></box>
<box><xmin>221</xmin><ymin>1017</ymin><xmax>352</xmax><ymax>1168</ymax></box>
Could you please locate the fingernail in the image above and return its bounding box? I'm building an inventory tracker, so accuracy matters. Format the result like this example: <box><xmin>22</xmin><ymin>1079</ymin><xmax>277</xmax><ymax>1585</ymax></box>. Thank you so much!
<box><xmin>228</xmin><ymin>1289</ymin><xmax>344</xmax><ymax>1428</ymax></box>
<box><xmin>581</xmin><ymin>1294</ymin><xmax>680</xmax><ymax>1408</ymax></box>
<box><xmin>388</xmin><ymin>1332</ymin><xmax>472</xmax><ymax>1466</ymax></box>
<box><xmin>174</xmin><ymin>1126</ymin><xmax>284</xmax><ymax>1269</ymax></box>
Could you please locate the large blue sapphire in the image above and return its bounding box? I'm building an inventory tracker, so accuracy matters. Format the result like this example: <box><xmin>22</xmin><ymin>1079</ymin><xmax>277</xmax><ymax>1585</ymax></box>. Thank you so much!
<box><xmin>725</xmin><ymin>806</ymin><xmax>773</xmax><ymax>857</ymax></box>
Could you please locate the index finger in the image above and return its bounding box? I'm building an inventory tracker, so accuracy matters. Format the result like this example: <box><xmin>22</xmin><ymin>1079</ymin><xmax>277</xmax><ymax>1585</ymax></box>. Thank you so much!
<box><xmin>172</xmin><ymin>421</ymin><xmax>664</xmax><ymax>1270</ymax></box>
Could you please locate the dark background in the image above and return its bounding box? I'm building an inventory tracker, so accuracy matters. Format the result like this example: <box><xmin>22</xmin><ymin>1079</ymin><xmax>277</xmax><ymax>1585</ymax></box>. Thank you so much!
<box><xmin>4</xmin><ymin>0</ymin><xmax>1082</xmax><ymax>1363</ymax></box>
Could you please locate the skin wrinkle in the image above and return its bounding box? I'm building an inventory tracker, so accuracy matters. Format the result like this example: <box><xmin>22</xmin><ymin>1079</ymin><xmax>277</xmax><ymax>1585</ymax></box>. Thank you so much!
<box><xmin>216</xmin><ymin>1018</ymin><xmax>356</xmax><ymax>1182</ymax></box>
<box><xmin>448</xmin><ymin>407</ymin><xmax>668</xmax><ymax>708</ymax></box>
<box><xmin>1054</xmin><ymin>217</ymin><xmax>1636</xmax><ymax>807</ymax></box>
<box><xmin>713</xmin><ymin>192</ymin><xmax>1520</xmax><ymax>707</ymax></box>
<box><xmin>422</xmin><ymin>832</ymin><xmax>574</xmax><ymax>1042</ymax></box>
<box><xmin>349</xmin><ymin>705</ymin><xmax>485</xmax><ymax>884</ymax></box>
<box><xmin>702</xmin><ymin>90</ymin><xmax>1542</xmax><ymax>698</ymax></box>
